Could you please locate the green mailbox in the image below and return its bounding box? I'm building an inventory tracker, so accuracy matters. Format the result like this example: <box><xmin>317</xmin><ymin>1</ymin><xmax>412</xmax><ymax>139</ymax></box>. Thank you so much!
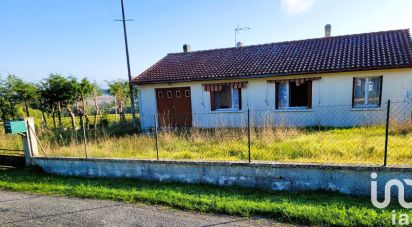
<box><xmin>4</xmin><ymin>120</ymin><xmax>27</xmax><ymax>134</ymax></box>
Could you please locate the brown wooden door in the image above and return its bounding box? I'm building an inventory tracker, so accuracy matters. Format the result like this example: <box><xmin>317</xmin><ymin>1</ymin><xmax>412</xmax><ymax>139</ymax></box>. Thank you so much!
<box><xmin>156</xmin><ymin>87</ymin><xmax>192</xmax><ymax>127</ymax></box>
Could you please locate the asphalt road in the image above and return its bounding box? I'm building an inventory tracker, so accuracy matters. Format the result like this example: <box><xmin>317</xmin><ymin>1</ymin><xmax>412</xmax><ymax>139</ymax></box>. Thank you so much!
<box><xmin>0</xmin><ymin>190</ymin><xmax>290</xmax><ymax>227</ymax></box>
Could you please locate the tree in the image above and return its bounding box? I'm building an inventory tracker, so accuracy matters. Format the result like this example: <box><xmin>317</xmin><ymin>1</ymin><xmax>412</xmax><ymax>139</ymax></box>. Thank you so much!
<box><xmin>66</xmin><ymin>77</ymin><xmax>80</xmax><ymax>129</ymax></box>
<box><xmin>41</xmin><ymin>74</ymin><xmax>78</xmax><ymax>129</ymax></box>
<box><xmin>0</xmin><ymin>75</ymin><xmax>23</xmax><ymax>120</ymax></box>
<box><xmin>39</xmin><ymin>84</ymin><xmax>57</xmax><ymax>129</ymax></box>
<box><xmin>6</xmin><ymin>75</ymin><xmax>38</xmax><ymax>117</ymax></box>
<box><xmin>91</xmin><ymin>82</ymin><xmax>103</xmax><ymax>129</ymax></box>
<box><xmin>0</xmin><ymin>77</ymin><xmax>20</xmax><ymax>121</ymax></box>
<box><xmin>31</xmin><ymin>86</ymin><xmax>51</xmax><ymax>129</ymax></box>
<box><xmin>41</xmin><ymin>74</ymin><xmax>66</xmax><ymax>129</ymax></box>
<box><xmin>78</xmin><ymin>78</ymin><xmax>93</xmax><ymax>129</ymax></box>
<box><xmin>107</xmin><ymin>80</ymin><xmax>129</xmax><ymax>122</ymax></box>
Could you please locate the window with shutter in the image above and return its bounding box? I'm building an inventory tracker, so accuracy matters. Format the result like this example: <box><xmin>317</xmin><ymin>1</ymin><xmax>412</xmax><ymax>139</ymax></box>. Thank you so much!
<box><xmin>210</xmin><ymin>85</ymin><xmax>242</xmax><ymax>111</ymax></box>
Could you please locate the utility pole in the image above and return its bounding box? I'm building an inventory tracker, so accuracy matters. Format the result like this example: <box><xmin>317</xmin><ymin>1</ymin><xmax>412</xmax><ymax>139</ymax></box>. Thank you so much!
<box><xmin>117</xmin><ymin>0</ymin><xmax>137</xmax><ymax>127</ymax></box>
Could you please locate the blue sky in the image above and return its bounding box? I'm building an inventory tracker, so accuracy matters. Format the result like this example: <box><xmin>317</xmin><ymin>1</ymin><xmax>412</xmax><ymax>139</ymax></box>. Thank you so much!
<box><xmin>1</xmin><ymin>0</ymin><xmax>411</xmax><ymax>86</ymax></box>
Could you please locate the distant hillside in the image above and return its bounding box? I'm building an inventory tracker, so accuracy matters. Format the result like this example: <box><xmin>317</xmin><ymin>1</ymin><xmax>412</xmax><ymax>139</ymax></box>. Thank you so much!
<box><xmin>85</xmin><ymin>94</ymin><xmax>115</xmax><ymax>106</ymax></box>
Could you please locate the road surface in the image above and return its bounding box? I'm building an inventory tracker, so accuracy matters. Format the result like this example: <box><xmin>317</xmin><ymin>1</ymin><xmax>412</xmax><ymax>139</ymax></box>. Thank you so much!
<box><xmin>0</xmin><ymin>190</ymin><xmax>289</xmax><ymax>227</ymax></box>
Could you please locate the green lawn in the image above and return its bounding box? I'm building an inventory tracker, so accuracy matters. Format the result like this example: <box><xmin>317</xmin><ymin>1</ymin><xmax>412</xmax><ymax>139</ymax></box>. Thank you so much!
<box><xmin>0</xmin><ymin>167</ymin><xmax>406</xmax><ymax>226</ymax></box>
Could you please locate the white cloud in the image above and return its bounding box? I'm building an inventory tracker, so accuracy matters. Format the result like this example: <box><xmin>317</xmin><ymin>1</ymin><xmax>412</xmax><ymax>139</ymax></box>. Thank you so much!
<box><xmin>281</xmin><ymin>0</ymin><xmax>316</xmax><ymax>14</ymax></box>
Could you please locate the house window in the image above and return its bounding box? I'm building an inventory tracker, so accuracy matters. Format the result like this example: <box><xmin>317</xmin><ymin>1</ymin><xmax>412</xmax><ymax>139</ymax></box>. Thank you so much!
<box><xmin>276</xmin><ymin>80</ymin><xmax>312</xmax><ymax>109</ymax></box>
<box><xmin>211</xmin><ymin>85</ymin><xmax>241</xmax><ymax>111</ymax></box>
<box><xmin>185</xmin><ymin>90</ymin><xmax>190</xmax><ymax>97</ymax></box>
<box><xmin>167</xmin><ymin>91</ymin><xmax>172</xmax><ymax>98</ymax></box>
<box><xmin>353</xmin><ymin>76</ymin><xmax>382</xmax><ymax>107</ymax></box>
<box><xmin>176</xmin><ymin>90</ymin><xmax>181</xmax><ymax>98</ymax></box>
<box><xmin>157</xmin><ymin>91</ymin><xmax>163</xmax><ymax>98</ymax></box>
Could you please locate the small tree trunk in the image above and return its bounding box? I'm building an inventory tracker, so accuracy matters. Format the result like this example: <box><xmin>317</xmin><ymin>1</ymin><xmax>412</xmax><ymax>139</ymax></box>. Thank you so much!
<box><xmin>114</xmin><ymin>96</ymin><xmax>118</xmax><ymax>123</ymax></box>
<box><xmin>79</xmin><ymin>114</ymin><xmax>84</xmax><ymax>130</ymax></box>
<box><xmin>84</xmin><ymin>114</ymin><xmax>89</xmax><ymax>130</ymax></box>
<box><xmin>42</xmin><ymin>110</ymin><xmax>48</xmax><ymax>129</ymax></box>
<box><xmin>66</xmin><ymin>106</ymin><xmax>76</xmax><ymax>129</ymax></box>
<box><xmin>81</xmin><ymin>97</ymin><xmax>90</xmax><ymax>130</ymax></box>
<box><xmin>120</xmin><ymin>102</ymin><xmax>126</xmax><ymax>122</ymax></box>
<box><xmin>24</xmin><ymin>102</ymin><xmax>30</xmax><ymax>117</ymax></box>
<box><xmin>79</xmin><ymin>104</ymin><xmax>84</xmax><ymax>131</ymax></box>
<box><xmin>57</xmin><ymin>101</ymin><xmax>63</xmax><ymax>129</ymax></box>
<box><xmin>52</xmin><ymin>107</ymin><xmax>57</xmax><ymax>129</ymax></box>
<box><xmin>121</xmin><ymin>111</ymin><xmax>126</xmax><ymax>122</ymax></box>
<box><xmin>93</xmin><ymin>96</ymin><xmax>99</xmax><ymax>129</ymax></box>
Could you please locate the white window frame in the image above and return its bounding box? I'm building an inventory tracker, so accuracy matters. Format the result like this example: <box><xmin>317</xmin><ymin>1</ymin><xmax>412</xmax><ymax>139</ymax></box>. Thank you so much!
<box><xmin>353</xmin><ymin>76</ymin><xmax>382</xmax><ymax>108</ymax></box>
<box><xmin>214</xmin><ymin>87</ymin><xmax>241</xmax><ymax>111</ymax></box>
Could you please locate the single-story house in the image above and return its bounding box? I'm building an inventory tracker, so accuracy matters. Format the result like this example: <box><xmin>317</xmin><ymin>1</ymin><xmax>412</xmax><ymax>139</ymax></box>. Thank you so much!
<box><xmin>133</xmin><ymin>26</ymin><xmax>412</xmax><ymax>129</ymax></box>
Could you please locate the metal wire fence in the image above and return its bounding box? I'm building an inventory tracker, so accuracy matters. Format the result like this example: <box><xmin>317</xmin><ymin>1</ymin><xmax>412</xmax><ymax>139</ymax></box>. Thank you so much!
<box><xmin>32</xmin><ymin>99</ymin><xmax>412</xmax><ymax>166</ymax></box>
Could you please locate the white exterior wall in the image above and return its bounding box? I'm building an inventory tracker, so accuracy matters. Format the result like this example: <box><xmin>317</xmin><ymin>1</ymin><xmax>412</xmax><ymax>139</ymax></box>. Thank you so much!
<box><xmin>137</xmin><ymin>68</ymin><xmax>412</xmax><ymax>129</ymax></box>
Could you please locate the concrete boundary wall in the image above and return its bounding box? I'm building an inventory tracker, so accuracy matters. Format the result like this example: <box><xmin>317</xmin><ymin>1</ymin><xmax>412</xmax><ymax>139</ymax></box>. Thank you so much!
<box><xmin>31</xmin><ymin>157</ymin><xmax>412</xmax><ymax>197</ymax></box>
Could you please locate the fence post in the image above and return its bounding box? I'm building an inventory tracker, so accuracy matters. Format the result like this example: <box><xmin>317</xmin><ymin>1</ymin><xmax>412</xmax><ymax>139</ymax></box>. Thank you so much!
<box><xmin>247</xmin><ymin>108</ymin><xmax>251</xmax><ymax>163</ymax></box>
<box><xmin>154</xmin><ymin>114</ymin><xmax>159</xmax><ymax>160</ymax></box>
<box><xmin>82</xmin><ymin>117</ymin><xmax>88</xmax><ymax>158</ymax></box>
<box><xmin>384</xmin><ymin>99</ymin><xmax>390</xmax><ymax>167</ymax></box>
<box><xmin>23</xmin><ymin>118</ymin><xmax>39</xmax><ymax>166</ymax></box>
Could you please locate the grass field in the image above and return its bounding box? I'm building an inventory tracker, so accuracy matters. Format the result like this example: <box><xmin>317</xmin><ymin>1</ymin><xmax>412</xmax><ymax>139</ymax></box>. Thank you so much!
<box><xmin>34</xmin><ymin>113</ymin><xmax>133</xmax><ymax>129</ymax></box>
<box><xmin>33</xmin><ymin>126</ymin><xmax>410</xmax><ymax>165</ymax></box>
<box><xmin>1</xmin><ymin>119</ymin><xmax>411</xmax><ymax>165</ymax></box>
<box><xmin>0</xmin><ymin>167</ymin><xmax>406</xmax><ymax>226</ymax></box>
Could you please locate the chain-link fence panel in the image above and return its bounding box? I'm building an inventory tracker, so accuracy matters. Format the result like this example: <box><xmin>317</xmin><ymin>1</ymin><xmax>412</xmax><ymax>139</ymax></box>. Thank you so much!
<box><xmin>28</xmin><ymin>100</ymin><xmax>412</xmax><ymax>166</ymax></box>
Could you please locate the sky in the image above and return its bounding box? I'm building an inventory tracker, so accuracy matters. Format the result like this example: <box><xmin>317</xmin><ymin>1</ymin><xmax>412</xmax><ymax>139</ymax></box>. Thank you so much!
<box><xmin>1</xmin><ymin>0</ymin><xmax>412</xmax><ymax>87</ymax></box>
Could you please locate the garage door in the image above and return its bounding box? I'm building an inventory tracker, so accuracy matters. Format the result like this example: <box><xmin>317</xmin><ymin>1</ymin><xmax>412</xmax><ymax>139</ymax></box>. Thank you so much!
<box><xmin>156</xmin><ymin>87</ymin><xmax>192</xmax><ymax>127</ymax></box>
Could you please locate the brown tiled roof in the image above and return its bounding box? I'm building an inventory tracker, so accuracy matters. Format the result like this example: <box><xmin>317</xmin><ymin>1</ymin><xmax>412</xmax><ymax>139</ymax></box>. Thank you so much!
<box><xmin>133</xmin><ymin>29</ymin><xmax>412</xmax><ymax>85</ymax></box>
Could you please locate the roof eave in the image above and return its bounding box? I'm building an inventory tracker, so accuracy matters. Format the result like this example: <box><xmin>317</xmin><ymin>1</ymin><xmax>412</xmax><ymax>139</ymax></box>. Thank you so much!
<box><xmin>133</xmin><ymin>64</ymin><xmax>412</xmax><ymax>86</ymax></box>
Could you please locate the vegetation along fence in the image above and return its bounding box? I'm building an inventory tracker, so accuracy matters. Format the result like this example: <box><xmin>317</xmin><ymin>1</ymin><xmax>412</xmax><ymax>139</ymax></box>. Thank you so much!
<box><xmin>5</xmin><ymin>99</ymin><xmax>412</xmax><ymax>166</ymax></box>
<box><xmin>141</xmin><ymin>99</ymin><xmax>411</xmax><ymax>166</ymax></box>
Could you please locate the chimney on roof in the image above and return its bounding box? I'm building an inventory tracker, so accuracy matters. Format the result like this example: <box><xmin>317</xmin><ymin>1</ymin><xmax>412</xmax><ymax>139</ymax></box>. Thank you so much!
<box><xmin>183</xmin><ymin>44</ymin><xmax>191</xmax><ymax>53</ymax></box>
<box><xmin>325</xmin><ymin>24</ymin><xmax>332</xmax><ymax>37</ymax></box>
<box><xmin>236</xmin><ymin>42</ymin><xmax>244</xmax><ymax>47</ymax></box>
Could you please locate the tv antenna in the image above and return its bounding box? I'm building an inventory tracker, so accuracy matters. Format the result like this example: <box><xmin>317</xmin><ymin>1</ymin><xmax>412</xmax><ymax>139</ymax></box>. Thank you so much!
<box><xmin>234</xmin><ymin>25</ymin><xmax>250</xmax><ymax>46</ymax></box>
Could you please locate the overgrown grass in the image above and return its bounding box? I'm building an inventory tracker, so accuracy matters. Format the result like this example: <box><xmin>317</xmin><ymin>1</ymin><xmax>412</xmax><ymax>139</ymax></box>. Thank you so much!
<box><xmin>37</xmin><ymin>126</ymin><xmax>412</xmax><ymax>165</ymax></box>
<box><xmin>2</xmin><ymin>120</ymin><xmax>412</xmax><ymax>165</ymax></box>
<box><xmin>0</xmin><ymin>167</ymin><xmax>406</xmax><ymax>226</ymax></box>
